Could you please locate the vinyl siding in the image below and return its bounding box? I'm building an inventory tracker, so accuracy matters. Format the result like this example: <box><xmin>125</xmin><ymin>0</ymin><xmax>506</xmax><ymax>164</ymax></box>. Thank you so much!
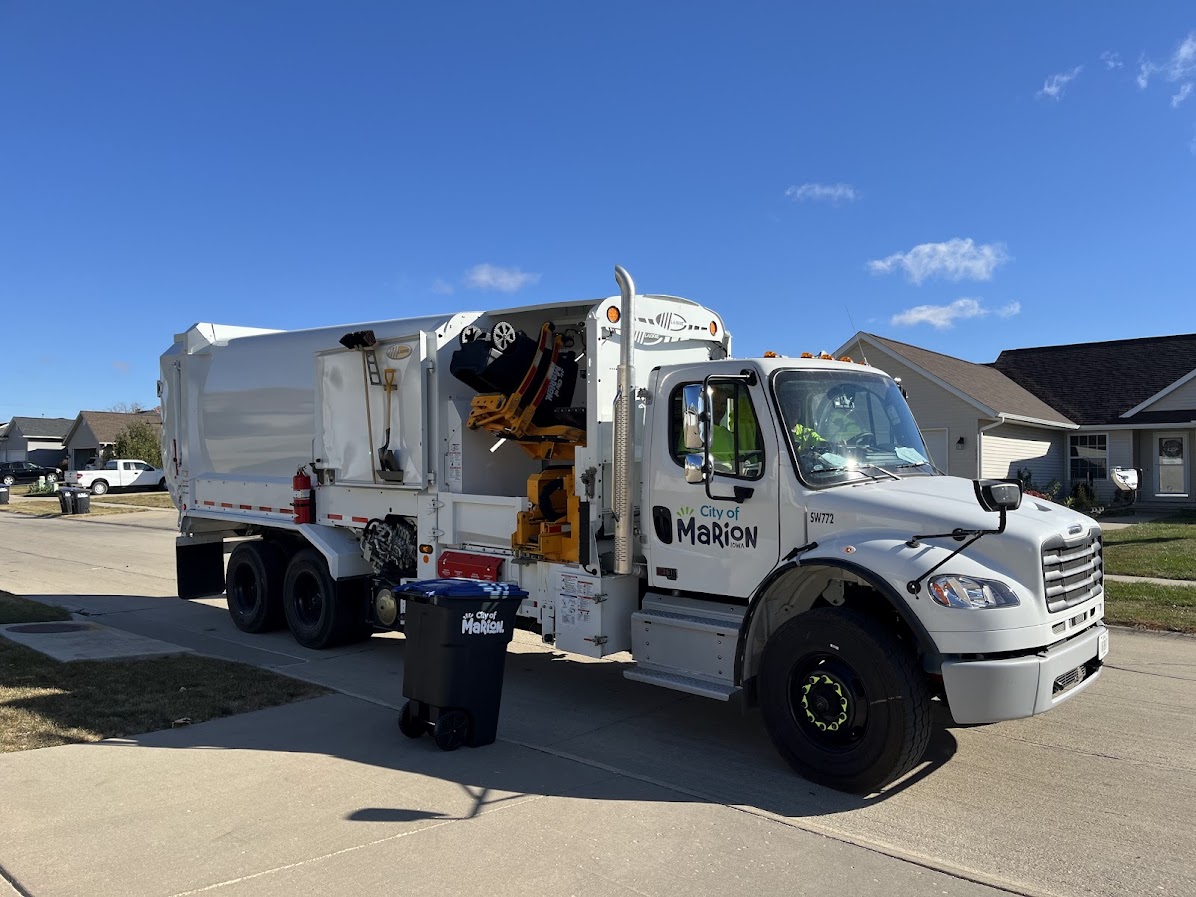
<box><xmin>1142</xmin><ymin>374</ymin><xmax>1196</xmax><ymax>414</ymax></box>
<box><xmin>843</xmin><ymin>339</ymin><xmax>982</xmax><ymax>478</ymax></box>
<box><xmin>981</xmin><ymin>423</ymin><xmax>1064</xmax><ymax>485</ymax></box>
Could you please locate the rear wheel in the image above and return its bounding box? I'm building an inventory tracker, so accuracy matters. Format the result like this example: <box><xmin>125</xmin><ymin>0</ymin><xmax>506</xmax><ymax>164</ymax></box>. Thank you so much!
<box><xmin>91</xmin><ymin>480</ymin><xmax>109</xmax><ymax>495</ymax></box>
<box><xmin>225</xmin><ymin>541</ymin><xmax>286</xmax><ymax>632</ymax></box>
<box><xmin>282</xmin><ymin>549</ymin><xmax>368</xmax><ymax>649</ymax></box>
<box><xmin>46</xmin><ymin>473</ymin><xmax>58</xmax><ymax>484</ymax></box>
<box><xmin>759</xmin><ymin>607</ymin><xmax>931</xmax><ymax>794</ymax></box>
<box><xmin>1</xmin><ymin>475</ymin><xmax>13</xmax><ymax>486</ymax></box>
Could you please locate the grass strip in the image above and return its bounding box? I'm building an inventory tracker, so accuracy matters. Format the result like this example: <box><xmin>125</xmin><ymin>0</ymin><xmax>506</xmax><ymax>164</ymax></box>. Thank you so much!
<box><xmin>0</xmin><ymin>592</ymin><xmax>73</xmax><ymax>625</ymax></box>
<box><xmin>88</xmin><ymin>492</ymin><xmax>176</xmax><ymax>509</ymax></box>
<box><xmin>0</xmin><ymin>593</ymin><xmax>328</xmax><ymax>752</ymax></box>
<box><xmin>1102</xmin><ymin>512</ymin><xmax>1196</xmax><ymax>581</ymax></box>
<box><xmin>0</xmin><ymin>502</ymin><xmax>141</xmax><ymax>517</ymax></box>
<box><xmin>1103</xmin><ymin>579</ymin><xmax>1196</xmax><ymax>634</ymax></box>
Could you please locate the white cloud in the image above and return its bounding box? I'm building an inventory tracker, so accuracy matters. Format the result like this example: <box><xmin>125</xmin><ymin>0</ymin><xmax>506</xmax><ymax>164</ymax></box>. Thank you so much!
<box><xmin>431</xmin><ymin>278</ymin><xmax>454</xmax><ymax>295</ymax></box>
<box><xmin>1037</xmin><ymin>65</ymin><xmax>1083</xmax><ymax>100</ymax></box>
<box><xmin>1101</xmin><ymin>51</ymin><xmax>1124</xmax><ymax>70</ymax></box>
<box><xmin>464</xmin><ymin>264</ymin><xmax>541</xmax><ymax>293</ymax></box>
<box><xmin>1172</xmin><ymin>82</ymin><xmax>1193</xmax><ymax>108</ymax></box>
<box><xmin>1138</xmin><ymin>31</ymin><xmax>1196</xmax><ymax>92</ymax></box>
<box><xmin>867</xmin><ymin>238</ymin><xmax>1010</xmax><ymax>285</ymax></box>
<box><xmin>890</xmin><ymin>297</ymin><xmax>1020</xmax><ymax>330</ymax></box>
<box><xmin>784</xmin><ymin>182</ymin><xmax>858</xmax><ymax>204</ymax></box>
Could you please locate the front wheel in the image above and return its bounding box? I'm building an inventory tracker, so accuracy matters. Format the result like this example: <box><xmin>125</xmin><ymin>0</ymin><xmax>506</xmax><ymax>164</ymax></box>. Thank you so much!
<box><xmin>759</xmin><ymin>607</ymin><xmax>931</xmax><ymax>794</ymax></box>
<box><xmin>91</xmin><ymin>480</ymin><xmax>109</xmax><ymax>495</ymax></box>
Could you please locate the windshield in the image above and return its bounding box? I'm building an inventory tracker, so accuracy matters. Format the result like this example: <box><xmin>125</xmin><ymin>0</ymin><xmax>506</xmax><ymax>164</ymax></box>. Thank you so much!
<box><xmin>773</xmin><ymin>369</ymin><xmax>937</xmax><ymax>487</ymax></box>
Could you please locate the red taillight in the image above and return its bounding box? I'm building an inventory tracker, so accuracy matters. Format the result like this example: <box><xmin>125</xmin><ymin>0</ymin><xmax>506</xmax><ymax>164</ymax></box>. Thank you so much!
<box><xmin>75</xmin><ymin>473</ymin><xmax>82</xmax><ymax>480</ymax></box>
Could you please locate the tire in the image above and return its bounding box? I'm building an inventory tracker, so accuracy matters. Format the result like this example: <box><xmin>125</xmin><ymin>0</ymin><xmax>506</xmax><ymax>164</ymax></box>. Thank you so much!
<box><xmin>433</xmin><ymin>710</ymin><xmax>469</xmax><ymax>751</ymax></box>
<box><xmin>758</xmin><ymin>607</ymin><xmax>931</xmax><ymax>794</ymax></box>
<box><xmin>398</xmin><ymin>701</ymin><xmax>425</xmax><ymax>739</ymax></box>
<box><xmin>1</xmin><ymin>475</ymin><xmax>14</xmax><ymax>486</ymax></box>
<box><xmin>225</xmin><ymin>541</ymin><xmax>286</xmax><ymax>633</ymax></box>
<box><xmin>158</xmin><ymin>478</ymin><xmax>167</xmax><ymax>491</ymax></box>
<box><xmin>91</xmin><ymin>480</ymin><xmax>109</xmax><ymax>496</ymax></box>
<box><xmin>282</xmin><ymin>548</ymin><xmax>365</xmax><ymax>649</ymax></box>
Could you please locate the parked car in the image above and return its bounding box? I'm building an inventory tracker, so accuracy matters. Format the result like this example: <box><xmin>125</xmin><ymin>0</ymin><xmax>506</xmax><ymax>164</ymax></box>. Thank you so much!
<box><xmin>72</xmin><ymin>459</ymin><xmax>166</xmax><ymax>495</ymax></box>
<box><xmin>0</xmin><ymin>461</ymin><xmax>63</xmax><ymax>486</ymax></box>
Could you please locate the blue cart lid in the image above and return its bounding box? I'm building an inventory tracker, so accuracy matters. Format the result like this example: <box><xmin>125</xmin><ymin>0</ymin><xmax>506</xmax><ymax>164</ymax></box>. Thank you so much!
<box><xmin>399</xmin><ymin>578</ymin><xmax>528</xmax><ymax>599</ymax></box>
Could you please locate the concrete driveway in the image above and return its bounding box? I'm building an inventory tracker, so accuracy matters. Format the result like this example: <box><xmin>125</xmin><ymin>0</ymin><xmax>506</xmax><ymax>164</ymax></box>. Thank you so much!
<box><xmin>1</xmin><ymin>510</ymin><xmax>1194</xmax><ymax>897</ymax></box>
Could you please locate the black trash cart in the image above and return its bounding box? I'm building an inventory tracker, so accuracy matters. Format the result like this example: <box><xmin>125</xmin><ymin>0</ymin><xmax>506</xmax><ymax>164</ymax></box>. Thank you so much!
<box><xmin>396</xmin><ymin>578</ymin><xmax>527</xmax><ymax>751</ymax></box>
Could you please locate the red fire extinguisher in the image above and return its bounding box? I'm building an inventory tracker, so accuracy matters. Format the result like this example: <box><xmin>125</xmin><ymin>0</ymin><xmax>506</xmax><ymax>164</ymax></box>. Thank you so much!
<box><xmin>293</xmin><ymin>466</ymin><xmax>313</xmax><ymax>525</ymax></box>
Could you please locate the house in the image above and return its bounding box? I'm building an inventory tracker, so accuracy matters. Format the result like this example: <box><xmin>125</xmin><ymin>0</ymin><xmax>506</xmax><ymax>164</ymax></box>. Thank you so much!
<box><xmin>836</xmin><ymin>332</ymin><xmax>1196</xmax><ymax>508</ymax></box>
<box><xmin>62</xmin><ymin>410</ymin><xmax>163</xmax><ymax>470</ymax></box>
<box><xmin>0</xmin><ymin>416</ymin><xmax>74</xmax><ymax>466</ymax></box>
<box><xmin>993</xmin><ymin>334</ymin><xmax>1196</xmax><ymax>508</ymax></box>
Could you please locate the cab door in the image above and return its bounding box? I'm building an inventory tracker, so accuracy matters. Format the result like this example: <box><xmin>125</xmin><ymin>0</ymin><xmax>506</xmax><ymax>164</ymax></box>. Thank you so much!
<box><xmin>645</xmin><ymin>366</ymin><xmax>781</xmax><ymax>597</ymax></box>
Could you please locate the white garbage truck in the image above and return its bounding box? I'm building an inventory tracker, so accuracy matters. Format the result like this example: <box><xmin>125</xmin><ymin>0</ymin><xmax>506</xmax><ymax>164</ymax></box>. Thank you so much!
<box><xmin>160</xmin><ymin>266</ymin><xmax>1107</xmax><ymax>792</ymax></box>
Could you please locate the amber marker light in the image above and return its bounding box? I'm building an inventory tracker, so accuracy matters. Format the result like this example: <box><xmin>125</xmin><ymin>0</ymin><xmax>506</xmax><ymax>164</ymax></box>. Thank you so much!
<box><xmin>606</xmin><ymin>306</ymin><xmax>621</xmax><ymax>323</ymax></box>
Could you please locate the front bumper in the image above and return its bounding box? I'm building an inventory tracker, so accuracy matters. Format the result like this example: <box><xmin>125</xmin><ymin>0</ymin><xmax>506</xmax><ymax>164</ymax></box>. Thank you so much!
<box><xmin>941</xmin><ymin>623</ymin><xmax>1108</xmax><ymax>725</ymax></box>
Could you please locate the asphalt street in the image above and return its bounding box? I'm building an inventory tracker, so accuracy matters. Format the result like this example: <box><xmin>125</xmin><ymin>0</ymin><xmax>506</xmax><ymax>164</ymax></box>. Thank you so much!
<box><xmin>1</xmin><ymin>509</ymin><xmax>1194</xmax><ymax>897</ymax></box>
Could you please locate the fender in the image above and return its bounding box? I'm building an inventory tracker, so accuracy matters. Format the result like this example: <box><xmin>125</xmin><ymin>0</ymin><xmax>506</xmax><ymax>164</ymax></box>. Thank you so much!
<box><xmin>733</xmin><ymin>539</ymin><xmax>938</xmax><ymax>687</ymax></box>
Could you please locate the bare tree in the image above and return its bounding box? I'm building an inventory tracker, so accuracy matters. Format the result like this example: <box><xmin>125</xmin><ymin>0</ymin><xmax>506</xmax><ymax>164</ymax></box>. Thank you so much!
<box><xmin>107</xmin><ymin>401</ymin><xmax>145</xmax><ymax>413</ymax></box>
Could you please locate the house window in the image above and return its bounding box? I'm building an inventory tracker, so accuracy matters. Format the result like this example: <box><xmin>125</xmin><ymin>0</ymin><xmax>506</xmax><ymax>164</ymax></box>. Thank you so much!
<box><xmin>1070</xmin><ymin>434</ymin><xmax>1107</xmax><ymax>481</ymax></box>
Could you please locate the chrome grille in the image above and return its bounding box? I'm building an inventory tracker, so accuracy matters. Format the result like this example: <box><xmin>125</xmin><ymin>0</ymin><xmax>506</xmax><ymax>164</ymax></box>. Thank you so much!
<box><xmin>1042</xmin><ymin>530</ymin><xmax>1102</xmax><ymax>613</ymax></box>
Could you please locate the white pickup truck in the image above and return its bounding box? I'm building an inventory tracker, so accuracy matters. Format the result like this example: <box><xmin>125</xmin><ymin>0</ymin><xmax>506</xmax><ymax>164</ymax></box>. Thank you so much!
<box><xmin>73</xmin><ymin>459</ymin><xmax>166</xmax><ymax>495</ymax></box>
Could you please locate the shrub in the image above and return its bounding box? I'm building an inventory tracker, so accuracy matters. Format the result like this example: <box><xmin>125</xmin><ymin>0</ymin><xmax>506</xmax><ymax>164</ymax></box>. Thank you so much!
<box><xmin>111</xmin><ymin>421</ymin><xmax>162</xmax><ymax>469</ymax></box>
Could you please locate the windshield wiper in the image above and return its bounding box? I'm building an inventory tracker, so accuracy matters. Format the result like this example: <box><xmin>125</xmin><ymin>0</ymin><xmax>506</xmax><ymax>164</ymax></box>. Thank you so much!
<box><xmin>807</xmin><ymin>464</ymin><xmax>896</xmax><ymax>482</ymax></box>
<box><xmin>895</xmin><ymin>461</ymin><xmax>932</xmax><ymax>469</ymax></box>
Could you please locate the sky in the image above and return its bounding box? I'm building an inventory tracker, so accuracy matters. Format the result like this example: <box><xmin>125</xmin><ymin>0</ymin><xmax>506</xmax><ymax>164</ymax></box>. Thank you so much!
<box><xmin>2</xmin><ymin>2</ymin><xmax>1195</xmax><ymax>420</ymax></box>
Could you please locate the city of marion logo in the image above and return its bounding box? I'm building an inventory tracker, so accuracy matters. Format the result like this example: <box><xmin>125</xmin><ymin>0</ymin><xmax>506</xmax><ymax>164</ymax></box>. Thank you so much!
<box><xmin>675</xmin><ymin>505</ymin><xmax>759</xmax><ymax>550</ymax></box>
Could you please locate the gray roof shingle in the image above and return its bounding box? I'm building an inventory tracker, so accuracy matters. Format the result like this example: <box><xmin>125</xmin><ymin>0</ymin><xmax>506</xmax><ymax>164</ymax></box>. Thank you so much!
<box><xmin>6</xmin><ymin>416</ymin><xmax>75</xmax><ymax>440</ymax></box>
<box><xmin>991</xmin><ymin>334</ymin><xmax>1196</xmax><ymax>425</ymax></box>
<box><xmin>861</xmin><ymin>334</ymin><xmax>1076</xmax><ymax>426</ymax></box>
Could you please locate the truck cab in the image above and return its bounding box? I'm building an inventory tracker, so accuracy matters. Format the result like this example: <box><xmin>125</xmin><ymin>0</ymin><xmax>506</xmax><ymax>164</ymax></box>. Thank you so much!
<box><xmin>632</xmin><ymin>355</ymin><xmax>1106</xmax><ymax>790</ymax></box>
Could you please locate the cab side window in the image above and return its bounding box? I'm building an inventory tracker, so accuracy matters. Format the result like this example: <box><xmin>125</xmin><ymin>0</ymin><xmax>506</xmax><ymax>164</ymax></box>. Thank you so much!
<box><xmin>669</xmin><ymin>382</ymin><xmax>765</xmax><ymax>480</ymax></box>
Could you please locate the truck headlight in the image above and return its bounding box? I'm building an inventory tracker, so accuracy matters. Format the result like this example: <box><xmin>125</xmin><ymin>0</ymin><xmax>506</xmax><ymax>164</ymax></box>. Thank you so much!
<box><xmin>928</xmin><ymin>575</ymin><xmax>1020</xmax><ymax>609</ymax></box>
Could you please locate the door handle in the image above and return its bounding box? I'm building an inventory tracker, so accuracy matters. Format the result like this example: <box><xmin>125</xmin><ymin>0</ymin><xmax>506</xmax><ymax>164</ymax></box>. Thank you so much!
<box><xmin>652</xmin><ymin>505</ymin><xmax>673</xmax><ymax>544</ymax></box>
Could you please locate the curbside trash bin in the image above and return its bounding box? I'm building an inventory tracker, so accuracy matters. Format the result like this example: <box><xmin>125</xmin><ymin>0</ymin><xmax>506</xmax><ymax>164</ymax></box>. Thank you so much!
<box><xmin>58</xmin><ymin>488</ymin><xmax>75</xmax><ymax>515</ymax></box>
<box><xmin>0</xmin><ymin>485</ymin><xmax>8</xmax><ymax>505</ymax></box>
<box><xmin>397</xmin><ymin>578</ymin><xmax>527</xmax><ymax>751</ymax></box>
<box><xmin>72</xmin><ymin>488</ymin><xmax>91</xmax><ymax>515</ymax></box>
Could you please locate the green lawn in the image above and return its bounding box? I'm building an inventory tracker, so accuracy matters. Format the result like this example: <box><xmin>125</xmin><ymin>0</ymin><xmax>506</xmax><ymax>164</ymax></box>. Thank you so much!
<box><xmin>1103</xmin><ymin>512</ymin><xmax>1196</xmax><ymax>581</ymax></box>
<box><xmin>1103</xmin><ymin>579</ymin><xmax>1196</xmax><ymax>634</ymax></box>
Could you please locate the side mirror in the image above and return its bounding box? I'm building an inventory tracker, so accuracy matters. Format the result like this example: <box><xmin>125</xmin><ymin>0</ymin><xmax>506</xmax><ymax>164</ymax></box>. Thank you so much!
<box><xmin>682</xmin><ymin>383</ymin><xmax>706</xmax><ymax>451</ymax></box>
<box><xmin>975</xmin><ymin>479</ymin><xmax>1022</xmax><ymax>512</ymax></box>
<box><xmin>684</xmin><ymin>453</ymin><xmax>707</xmax><ymax>484</ymax></box>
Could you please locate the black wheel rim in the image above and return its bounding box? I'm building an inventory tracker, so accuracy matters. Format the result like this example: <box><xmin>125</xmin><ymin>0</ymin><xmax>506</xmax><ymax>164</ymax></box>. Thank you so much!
<box><xmin>292</xmin><ymin>571</ymin><xmax>324</xmax><ymax>628</ymax></box>
<box><xmin>787</xmin><ymin>654</ymin><xmax>869</xmax><ymax>751</ymax></box>
<box><xmin>230</xmin><ymin>563</ymin><xmax>259</xmax><ymax>615</ymax></box>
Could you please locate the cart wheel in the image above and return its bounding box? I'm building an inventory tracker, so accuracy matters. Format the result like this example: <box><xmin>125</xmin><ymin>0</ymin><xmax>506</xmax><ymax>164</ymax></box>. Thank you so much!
<box><xmin>398</xmin><ymin>701</ymin><xmax>425</xmax><ymax>739</ymax></box>
<box><xmin>433</xmin><ymin>710</ymin><xmax>469</xmax><ymax>752</ymax></box>
<box><xmin>490</xmin><ymin>321</ymin><xmax>517</xmax><ymax>351</ymax></box>
<box><xmin>458</xmin><ymin>325</ymin><xmax>489</xmax><ymax>347</ymax></box>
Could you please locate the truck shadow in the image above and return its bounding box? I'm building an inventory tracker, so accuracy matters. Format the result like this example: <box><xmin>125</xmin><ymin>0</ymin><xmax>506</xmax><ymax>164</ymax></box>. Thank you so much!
<box><xmin>19</xmin><ymin>591</ymin><xmax>960</xmax><ymax>820</ymax></box>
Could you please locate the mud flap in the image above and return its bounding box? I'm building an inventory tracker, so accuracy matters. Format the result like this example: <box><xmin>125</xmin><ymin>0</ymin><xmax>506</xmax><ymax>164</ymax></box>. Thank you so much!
<box><xmin>176</xmin><ymin>540</ymin><xmax>225</xmax><ymax>599</ymax></box>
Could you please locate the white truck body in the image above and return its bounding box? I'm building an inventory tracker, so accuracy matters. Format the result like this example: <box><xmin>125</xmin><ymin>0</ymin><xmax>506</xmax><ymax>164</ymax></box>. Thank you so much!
<box><xmin>73</xmin><ymin>459</ymin><xmax>166</xmax><ymax>494</ymax></box>
<box><xmin>161</xmin><ymin>271</ymin><xmax>1107</xmax><ymax>792</ymax></box>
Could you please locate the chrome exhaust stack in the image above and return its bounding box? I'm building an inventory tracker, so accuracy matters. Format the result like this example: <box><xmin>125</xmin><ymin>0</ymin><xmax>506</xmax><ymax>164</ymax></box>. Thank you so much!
<box><xmin>612</xmin><ymin>264</ymin><xmax>636</xmax><ymax>576</ymax></box>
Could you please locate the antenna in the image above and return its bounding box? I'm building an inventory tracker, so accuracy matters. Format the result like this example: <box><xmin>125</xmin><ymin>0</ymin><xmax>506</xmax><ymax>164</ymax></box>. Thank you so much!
<box><xmin>845</xmin><ymin>306</ymin><xmax>870</xmax><ymax>365</ymax></box>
